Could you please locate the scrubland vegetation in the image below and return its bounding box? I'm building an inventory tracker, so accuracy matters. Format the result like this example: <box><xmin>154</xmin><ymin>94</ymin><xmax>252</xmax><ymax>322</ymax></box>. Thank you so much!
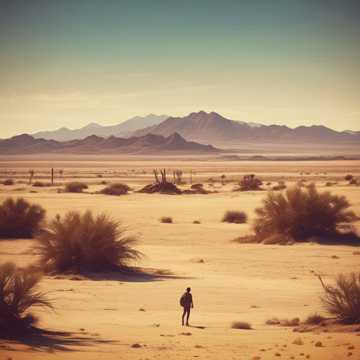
<box><xmin>0</xmin><ymin>197</ymin><xmax>45</xmax><ymax>239</ymax></box>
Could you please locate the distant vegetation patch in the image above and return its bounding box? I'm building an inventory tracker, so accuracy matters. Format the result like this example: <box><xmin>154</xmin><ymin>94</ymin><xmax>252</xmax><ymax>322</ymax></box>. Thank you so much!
<box><xmin>231</xmin><ymin>321</ymin><xmax>252</xmax><ymax>330</ymax></box>
<box><xmin>222</xmin><ymin>210</ymin><xmax>247</xmax><ymax>224</ymax></box>
<box><xmin>100</xmin><ymin>183</ymin><xmax>130</xmax><ymax>196</ymax></box>
<box><xmin>64</xmin><ymin>182</ymin><xmax>88</xmax><ymax>193</ymax></box>
<box><xmin>160</xmin><ymin>216</ymin><xmax>173</xmax><ymax>224</ymax></box>
<box><xmin>234</xmin><ymin>174</ymin><xmax>263</xmax><ymax>191</ymax></box>
<box><xmin>2</xmin><ymin>179</ymin><xmax>14</xmax><ymax>186</ymax></box>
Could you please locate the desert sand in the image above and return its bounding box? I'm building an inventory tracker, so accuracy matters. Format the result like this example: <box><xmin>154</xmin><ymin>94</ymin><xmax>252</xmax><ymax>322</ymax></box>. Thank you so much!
<box><xmin>0</xmin><ymin>157</ymin><xmax>360</xmax><ymax>360</ymax></box>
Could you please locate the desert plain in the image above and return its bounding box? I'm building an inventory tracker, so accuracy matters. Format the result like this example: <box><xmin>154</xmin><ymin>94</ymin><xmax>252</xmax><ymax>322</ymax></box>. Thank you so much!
<box><xmin>0</xmin><ymin>155</ymin><xmax>360</xmax><ymax>360</ymax></box>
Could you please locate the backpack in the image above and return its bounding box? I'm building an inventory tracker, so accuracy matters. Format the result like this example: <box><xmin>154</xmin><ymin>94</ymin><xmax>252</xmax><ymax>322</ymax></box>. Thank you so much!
<box><xmin>180</xmin><ymin>293</ymin><xmax>186</xmax><ymax>307</ymax></box>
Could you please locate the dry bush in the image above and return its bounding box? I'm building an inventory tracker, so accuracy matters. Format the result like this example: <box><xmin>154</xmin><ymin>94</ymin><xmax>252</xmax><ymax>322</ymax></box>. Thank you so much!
<box><xmin>64</xmin><ymin>182</ymin><xmax>88</xmax><ymax>193</ymax></box>
<box><xmin>345</xmin><ymin>174</ymin><xmax>353</xmax><ymax>181</ymax></box>
<box><xmin>304</xmin><ymin>313</ymin><xmax>326</xmax><ymax>325</ymax></box>
<box><xmin>231</xmin><ymin>321</ymin><xmax>252</xmax><ymax>330</ymax></box>
<box><xmin>222</xmin><ymin>210</ymin><xmax>247</xmax><ymax>224</ymax></box>
<box><xmin>160</xmin><ymin>216</ymin><xmax>173</xmax><ymax>224</ymax></box>
<box><xmin>32</xmin><ymin>181</ymin><xmax>51</xmax><ymax>187</ymax></box>
<box><xmin>318</xmin><ymin>273</ymin><xmax>360</xmax><ymax>324</ymax></box>
<box><xmin>253</xmin><ymin>184</ymin><xmax>356</xmax><ymax>243</ymax></box>
<box><xmin>265</xmin><ymin>317</ymin><xmax>299</xmax><ymax>326</ymax></box>
<box><xmin>0</xmin><ymin>262</ymin><xmax>52</xmax><ymax>336</ymax></box>
<box><xmin>193</xmin><ymin>220</ymin><xmax>201</xmax><ymax>224</ymax></box>
<box><xmin>100</xmin><ymin>183</ymin><xmax>130</xmax><ymax>196</ymax></box>
<box><xmin>272</xmin><ymin>181</ymin><xmax>286</xmax><ymax>191</ymax></box>
<box><xmin>2</xmin><ymin>179</ymin><xmax>14</xmax><ymax>186</ymax></box>
<box><xmin>265</xmin><ymin>317</ymin><xmax>280</xmax><ymax>325</ymax></box>
<box><xmin>36</xmin><ymin>210</ymin><xmax>142</xmax><ymax>273</ymax></box>
<box><xmin>237</xmin><ymin>174</ymin><xmax>263</xmax><ymax>191</ymax></box>
<box><xmin>0</xmin><ymin>198</ymin><xmax>45</xmax><ymax>239</ymax></box>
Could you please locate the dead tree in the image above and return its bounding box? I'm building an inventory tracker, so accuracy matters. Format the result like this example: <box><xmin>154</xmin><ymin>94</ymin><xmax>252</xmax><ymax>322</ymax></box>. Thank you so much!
<box><xmin>173</xmin><ymin>169</ymin><xmax>183</xmax><ymax>185</ymax></box>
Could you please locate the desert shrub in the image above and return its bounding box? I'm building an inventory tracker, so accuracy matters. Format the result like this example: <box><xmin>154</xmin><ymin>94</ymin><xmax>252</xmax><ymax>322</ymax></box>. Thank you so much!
<box><xmin>237</xmin><ymin>174</ymin><xmax>263</xmax><ymax>191</ymax></box>
<box><xmin>100</xmin><ymin>183</ymin><xmax>130</xmax><ymax>196</ymax></box>
<box><xmin>36</xmin><ymin>211</ymin><xmax>142</xmax><ymax>272</ymax></box>
<box><xmin>265</xmin><ymin>317</ymin><xmax>280</xmax><ymax>325</ymax></box>
<box><xmin>2</xmin><ymin>179</ymin><xmax>14</xmax><ymax>186</ymax></box>
<box><xmin>0</xmin><ymin>198</ymin><xmax>45</xmax><ymax>238</ymax></box>
<box><xmin>345</xmin><ymin>174</ymin><xmax>353</xmax><ymax>181</ymax></box>
<box><xmin>231</xmin><ymin>321</ymin><xmax>252</xmax><ymax>330</ymax></box>
<box><xmin>265</xmin><ymin>317</ymin><xmax>299</xmax><ymax>326</ymax></box>
<box><xmin>160</xmin><ymin>216</ymin><xmax>173</xmax><ymax>224</ymax></box>
<box><xmin>32</xmin><ymin>181</ymin><xmax>50</xmax><ymax>187</ymax></box>
<box><xmin>304</xmin><ymin>313</ymin><xmax>326</xmax><ymax>325</ymax></box>
<box><xmin>272</xmin><ymin>181</ymin><xmax>286</xmax><ymax>191</ymax></box>
<box><xmin>222</xmin><ymin>210</ymin><xmax>247</xmax><ymax>224</ymax></box>
<box><xmin>318</xmin><ymin>273</ymin><xmax>360</xmax><ymax>324</ymax></box>
<box><xmin>64</xmin><ymin>182</ymin><xmax>88</xmax><ymax>193</ymax></box>
<box><xmin>0</xmin><ymin>262</ymin><xmax>52</xmax><ymax>336</ymax></box>
<box><xmin>349</xmin><ymin>178</ymin><xmax>358</xmax><ymax>185</ymax></box>
<box><xmin>193</xmin><ymin>220</ymin><xmax>201</xmax><ymax>224</ymax></box>
<box><xmin>253</xmin><ymin>184</ymin><xmax>356</xmax><ymax>243</ymax></box>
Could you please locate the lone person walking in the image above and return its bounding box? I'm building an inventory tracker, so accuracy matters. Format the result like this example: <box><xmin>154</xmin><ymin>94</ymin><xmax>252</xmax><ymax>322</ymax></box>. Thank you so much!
<box><xmin>180</xmin><ymin>287</ymin><xmax>194</xmax><ymax>326</ymax></box>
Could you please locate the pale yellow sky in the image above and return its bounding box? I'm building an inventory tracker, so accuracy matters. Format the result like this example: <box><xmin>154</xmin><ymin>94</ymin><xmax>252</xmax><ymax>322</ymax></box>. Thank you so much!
<box><xmin>1</xmin><ymin>1</ymin><xmax>359</xmax><ymax>137</ymax></box>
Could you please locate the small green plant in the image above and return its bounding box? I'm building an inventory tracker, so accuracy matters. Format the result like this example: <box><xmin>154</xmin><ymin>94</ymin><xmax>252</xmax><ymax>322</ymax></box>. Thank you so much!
<box><xmin>0</xmin><ymin>198</ymin><xmax>45</xmax><ymax>238</ymax></box>
<box><xmin>222</xmin><ymin>210</ymin><xmax>247</xmax><ymax>224</ymax></box>
<box><xmin>36</xmin><ymin>210</ymin><xmax>142</xmax><ymax>272</ymax></box>
<box><xmin>64</xmin><ymin>182</ymin><xmax>88</xmax><ymax>193</ymax></box>
<box><xmin>0</xmin><ymin>262</ymin><xmax>52</xmax><ymax>336</ymax></box>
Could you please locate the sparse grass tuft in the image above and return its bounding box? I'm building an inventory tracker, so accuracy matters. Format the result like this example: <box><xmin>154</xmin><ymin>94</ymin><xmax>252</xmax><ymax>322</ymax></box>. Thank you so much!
<box><xmin>2</xmin><ymin>179</ymin><xmax>14</xmax><ymax>186</ymax></box>
<box><xmin>100</xmin><ymin>183</ymin><xmax>130</xmax><ymax>196</ymax></box>
<box><xmin>231</xmin><ymin>321</ymin><xmax>252</xmax><ymax>330</ymax></box>
<box><xmin>36</xmin><ymin>210</ymin><xmax>142</xmax><ymax>273</ymax></box>
<box><xmin>265</xmin><ymin>317</ymin><xmax>299</xmax><ymax>326</ymax></box>
<box><xmin>32</xmin><ymin>181</ymin><xmax>51</xmax><ymax>187</ymax></box>
<box><xmin>252</xmin><ymin>184</ymin><xmax>356</xmax><ymax>244</ymax></box>
<box><xmin>222</xmin><ymin>210</ymin><xmax>247</xmax><ymax>224</ymax></box>
<box><xmin>304</xmin><ymin>313</ymin><xmax>326</xmax><ymax>325</ymax></box>
<box><xmin>0</xmin><ymin>197</ymin><xmax>45</xmax><ymax>239</ymax></box>
<box><xmin>318</xmin><ymin>272</ymin><xmax>360</xmax><ymax>324</ymax></box>
<box><xmin>0</xmin><ymin>262</ymin><xmax>52</xmax><ymax>337</ymax></box>
<box><xmin>64</xmin><ymin>182</ymin><xmax>88</xmax><ymax>193</ymax></box>
<box><xmin>160</xmin><ymin>216</ymin><xmax>173</xmax><ymax>224</ymax></box>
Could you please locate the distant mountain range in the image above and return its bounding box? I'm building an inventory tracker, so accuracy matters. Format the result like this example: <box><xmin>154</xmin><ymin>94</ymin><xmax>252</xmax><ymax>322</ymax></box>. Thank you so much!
<box><xmin>32</xmin><ymin>114</ymin><xmax>168</xmax><ymax>141</ymax></box>
<box><xmin>132</xmin><ymin>111</ymin><xmax>360</xmax><ymax>145</ymax></box>
<box><xmin>10</xmin><ymin>111</ymin><xmax>360</xmax><ymax>149</ymax></box>
<box><xmin>0</xmin><ymin>133</ymin><xmax>219</xmax><ymax>154</ymax></box>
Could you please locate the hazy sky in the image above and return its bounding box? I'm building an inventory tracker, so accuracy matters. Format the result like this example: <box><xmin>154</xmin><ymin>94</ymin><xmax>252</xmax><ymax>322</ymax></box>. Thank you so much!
<box><xmin>1</xmin><ymin>0</ymin><xmax>360</xmax><ymax>137</ymax></box>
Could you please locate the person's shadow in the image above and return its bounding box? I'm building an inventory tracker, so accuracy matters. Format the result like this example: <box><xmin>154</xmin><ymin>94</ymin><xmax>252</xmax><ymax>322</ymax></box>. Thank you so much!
<box><xmin>188</xmin><ymin>325</ymin><xmax>206</xmax><ymax>330</ymax></box>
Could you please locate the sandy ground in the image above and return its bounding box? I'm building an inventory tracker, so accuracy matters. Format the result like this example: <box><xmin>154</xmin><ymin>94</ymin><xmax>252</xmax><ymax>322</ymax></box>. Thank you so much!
<box><xmin>0</xmin><ymin>159</ymin><xmax>360</xmax><ymax>359</ymax></box>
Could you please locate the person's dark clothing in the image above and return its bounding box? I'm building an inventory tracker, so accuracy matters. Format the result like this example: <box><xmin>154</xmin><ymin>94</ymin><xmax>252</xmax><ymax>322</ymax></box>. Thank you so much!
<box><xmin>181</xmin><ymin>292</ymin><xmax>193</xmax><ymax>326</ymax></box>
